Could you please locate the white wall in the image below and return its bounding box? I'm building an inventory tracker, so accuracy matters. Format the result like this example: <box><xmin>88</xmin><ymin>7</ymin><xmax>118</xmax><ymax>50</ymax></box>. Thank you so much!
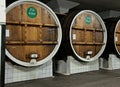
<box><xmin>0</xmin><ymin>0</ymin><xmax>5</xmax><ymax>24</ymax></box>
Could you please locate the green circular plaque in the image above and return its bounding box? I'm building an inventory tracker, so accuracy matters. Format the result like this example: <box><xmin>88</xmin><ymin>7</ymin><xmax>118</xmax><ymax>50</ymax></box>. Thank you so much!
<box><xmin>85</xmin><ymin>16</ymin><xmax>92</xmax><ymax>24</ymax></box>
<box><xmin>27</xmin><ymin>7</ymin><xmax>37</xmax><ymax>18</ymax></box>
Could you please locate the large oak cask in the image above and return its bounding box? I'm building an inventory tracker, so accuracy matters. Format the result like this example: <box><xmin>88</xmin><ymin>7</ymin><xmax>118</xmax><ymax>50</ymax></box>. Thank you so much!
<box><xmin>58</xmin><ymin>10</ymin><xmax>107</xmax><ymax>62</ymax></box>
<box><xmin>102</xmin><ymin>18</ymin><xmax>120</xmax><ymax>58</ymax></box>
<box><xmin>6</xmin><ymin>0</ymin><xmax>62</xmax><ymax>66</ymax></box>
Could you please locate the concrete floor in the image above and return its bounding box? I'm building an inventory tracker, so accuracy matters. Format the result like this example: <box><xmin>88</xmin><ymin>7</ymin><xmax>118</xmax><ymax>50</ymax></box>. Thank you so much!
<box><xmin>5</xmin><ymin>69</ymin><xmax>120</xmax><ymax>87</ymax></box>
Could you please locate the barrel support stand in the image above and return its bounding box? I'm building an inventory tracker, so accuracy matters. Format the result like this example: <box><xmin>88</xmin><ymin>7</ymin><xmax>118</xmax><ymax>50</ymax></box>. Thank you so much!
<box><xmin>100</xmin><ymin>54</ymin><xmax>120</xmax><ymax>70</ymax></box>
<box><xmin>56</xmin><ymin>56</ymin><xmax>99</xmax><ymax>75</ymax></box>
<box><xmin>5</xmin><ymin>59</ymin><xmax>53</xmax><ymax>84</ymax></box>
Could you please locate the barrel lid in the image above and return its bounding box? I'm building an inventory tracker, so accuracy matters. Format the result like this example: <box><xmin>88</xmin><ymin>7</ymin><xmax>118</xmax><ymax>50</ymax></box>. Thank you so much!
<box><xmin>6</xmin><ymin>0</ymin><xmax>62</xmax><ymax>67</ymax></box>
<box><xmin>69</xmin><ymin>10</ymin><xmax>107</xmax><ymax>62</ymax></box>
<box><xmin>115</xmin><ymin>19</ymin><xmax>120</xmax><ymax>56</ymax></box>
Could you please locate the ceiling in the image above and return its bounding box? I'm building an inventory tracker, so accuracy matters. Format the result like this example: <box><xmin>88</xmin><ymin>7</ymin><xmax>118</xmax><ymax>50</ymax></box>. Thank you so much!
<box><xmin>39</xmin><ymin>0</ymin><xmax>120</xmax><ymax>13</ymax></box>
<box><xmin>6</xmin><ymin>0</ymin><xmax>120</xmax><ymax>13</ymax></box>
<box><xmin>68</xmin><ymin>0</ymin><xmax>120</xmax><ymax>12</ymax></box>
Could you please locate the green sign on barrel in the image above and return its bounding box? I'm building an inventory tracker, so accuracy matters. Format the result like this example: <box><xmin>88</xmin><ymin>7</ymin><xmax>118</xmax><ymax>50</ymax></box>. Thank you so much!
<box><xmin>85</xmin><ymin>16</ymin><xmax>92</xmax><ymax>24</ymax></box>
<box><xmin>27</xmin><ymin>7</ymin><xmax>37</xmax><ymax>18</ymax></box>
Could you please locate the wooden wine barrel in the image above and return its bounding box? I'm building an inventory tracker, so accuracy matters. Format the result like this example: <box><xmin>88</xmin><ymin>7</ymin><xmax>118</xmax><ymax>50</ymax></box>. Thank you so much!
<box><xmin>102</xmin><ymin>18</ymin><xmax>120</xmax><ymax>58</ymax></box>
<box><xmin>60</xmin><ymin>10</ymin><xmax>107</xmax><ymax>62</ymax></box>
<box><xmin>115</xmin><ymin>19</ymin><xmax>120</xmax><ymax>56</ymax></box>
<box><xmin>6</xmin><ymin>0</ymin><xmax>62</xmax><ymax>66</ymax></box>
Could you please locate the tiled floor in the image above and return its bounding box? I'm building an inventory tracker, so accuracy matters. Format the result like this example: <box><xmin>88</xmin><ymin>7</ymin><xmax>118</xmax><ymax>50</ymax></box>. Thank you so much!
<box><xmin>5</xmin><ymin>69</ymin><xmax>120</xmax><ymax>87</ymax></box>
